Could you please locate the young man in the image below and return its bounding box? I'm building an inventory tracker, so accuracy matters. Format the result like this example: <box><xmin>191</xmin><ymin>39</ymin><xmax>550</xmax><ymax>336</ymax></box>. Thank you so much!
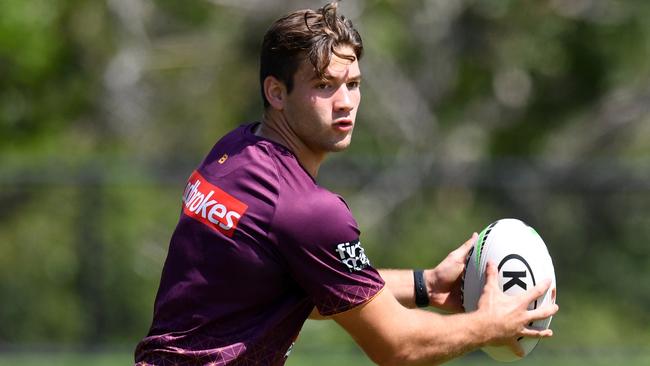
<box><xmin>134</xmin><ymin>2</ymin><xmax>558</xmax><ymax>365</ymax></box>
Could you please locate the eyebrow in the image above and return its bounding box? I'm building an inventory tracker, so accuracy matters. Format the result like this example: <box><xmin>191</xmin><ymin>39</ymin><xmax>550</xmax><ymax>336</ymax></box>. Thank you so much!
<box><xmin>312</xmin><ymin>72</ymin><xmax>362</xmax><ymax>82</ymax></box>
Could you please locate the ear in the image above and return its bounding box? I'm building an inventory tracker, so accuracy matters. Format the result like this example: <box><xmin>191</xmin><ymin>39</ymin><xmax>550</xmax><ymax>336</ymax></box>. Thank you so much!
<box><xmin>263</xmin><ymin>76</ymin><xmax>286</xmax><ymax>110</ymax></box>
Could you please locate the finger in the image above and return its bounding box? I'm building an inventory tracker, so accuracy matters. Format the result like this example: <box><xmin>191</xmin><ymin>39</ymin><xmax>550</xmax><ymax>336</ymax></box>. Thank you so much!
<box><xmin>551</xmin><ymin>287</ymin><xmax>557</xmax><ymax>303</ymax></box>
<box><xmin>527</xmin><ymin>303</ymin><xmax>559</xmax><ymax>321</ymax></box>
<box><xmin>484</xmin><ymin>261</ymin><xmax>498</xmax><ymax>288</ymax></box>
<box><xmin>505</xmin><ymin>338</ymin><xmax>525</xmax><ymax>358</ymax></box>
<box><xmin>524</xmin><ymin>278</ymin><xmax>552</xmax><ymax>303</ymax></box>
<box><xmin>520</xmin><ymin>327</ymin><xmax>554</xmax><ymax>338</ymax></box>
<box><xmin>464</xmin><ymin>232</ymin><xmax>478</xmax><ymax>247</ymax></box>
<box><xmin>452</xmin><ymin>232</ymin><xmax>478</xmax><ymax>256</ymax></box>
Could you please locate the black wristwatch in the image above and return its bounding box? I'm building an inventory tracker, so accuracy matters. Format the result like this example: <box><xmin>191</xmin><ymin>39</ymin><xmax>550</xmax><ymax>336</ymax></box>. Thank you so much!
<box><xmin>413</xmin><ymin>269</ymin><xmax>429</xmax><ymax>308</ymax></box>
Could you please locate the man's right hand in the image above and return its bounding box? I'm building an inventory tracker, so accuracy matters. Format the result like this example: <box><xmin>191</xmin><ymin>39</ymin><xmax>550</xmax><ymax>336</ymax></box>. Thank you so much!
<box><xmin>475</xmin><ymin>261</ymin><xmax>559</xmax><ymax>356</ymax></box>
<box><xmin>330</xmin><ymin>260</ymin><xmax>559</xmax><ymax>365</ymax></box>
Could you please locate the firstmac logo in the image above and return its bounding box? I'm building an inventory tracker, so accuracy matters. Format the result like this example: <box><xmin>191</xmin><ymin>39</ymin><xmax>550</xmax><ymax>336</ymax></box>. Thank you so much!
<box><xmin>182</xmin><ymin>170</ymin><xmax>248</xmax><ymax>237</ymax></box>
<box><xmin>335</xmin><ymin>240</ymin><xmax>370</xmax><ymax>272</ymax></box>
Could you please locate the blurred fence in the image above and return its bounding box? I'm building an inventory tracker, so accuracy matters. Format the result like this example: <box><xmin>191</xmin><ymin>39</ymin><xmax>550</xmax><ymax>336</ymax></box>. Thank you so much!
<box><xmin>1</xmin><ymin>155</ymin><xmax>650</xmax><ymax>348</ymax></box>
<box><xmin>2</xmin><ymin>0</ymin><xmax>650</xmax><ymax>357</ymax></box>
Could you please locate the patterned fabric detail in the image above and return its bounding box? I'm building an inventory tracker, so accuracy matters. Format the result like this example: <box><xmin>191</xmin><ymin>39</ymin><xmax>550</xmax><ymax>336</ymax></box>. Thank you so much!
<box><xmin>318</xmin><ymin>282</ymin><xmax>384</xmax><ymax>316</ymax></box>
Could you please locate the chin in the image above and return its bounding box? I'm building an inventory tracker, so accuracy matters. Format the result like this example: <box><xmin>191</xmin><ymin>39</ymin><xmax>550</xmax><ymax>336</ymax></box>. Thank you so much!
<box><xmin>329</xmin><ymin>137</ymin><xmax>353</xmax><ymax>152</ymax></box>
<box><xmin>330</xmin><ymin>145</ymin><xmax>350</xmax><ymax>153</ymax></box>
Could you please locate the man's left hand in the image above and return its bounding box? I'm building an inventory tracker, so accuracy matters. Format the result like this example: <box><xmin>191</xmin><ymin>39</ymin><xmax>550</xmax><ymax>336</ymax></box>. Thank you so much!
<box><xmin>426</xmin><ymin>232</ymin><xmax>478</xmax><ymax>313</ymax></box>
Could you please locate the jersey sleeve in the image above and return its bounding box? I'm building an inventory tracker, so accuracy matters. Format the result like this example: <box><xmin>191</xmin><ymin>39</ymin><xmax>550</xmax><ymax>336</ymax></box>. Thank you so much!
<box><xmin>270</xmin><ymin>190</ymin><xmax>385</xmax><ymax>316</ymax></box>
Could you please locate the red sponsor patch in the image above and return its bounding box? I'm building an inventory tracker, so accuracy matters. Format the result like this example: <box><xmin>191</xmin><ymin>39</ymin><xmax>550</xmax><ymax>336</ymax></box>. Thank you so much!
<box><xmin>181</xmin><ymin>170</ymin><xmax>248</xmax><ymax>237</ymax></box>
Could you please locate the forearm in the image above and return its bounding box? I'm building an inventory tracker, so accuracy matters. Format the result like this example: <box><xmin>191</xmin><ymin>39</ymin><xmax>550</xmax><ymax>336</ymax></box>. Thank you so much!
<box><xmin>379</xmin><ymin>269</ymin><xmax>422</xmax><ymax>309</ymax></box>
<box><xmin>389</xmin><ymin>309</ymin><xmax>488</xmax><ymax>365</ymax></box>
<box><xmin>334</xmin><ymin>289</ymin><xmax>491</xmax><ymax>366</ymax></box>
<box><xmin>379</xmin><ymin>268</ymin><xmax>439</xmax><ymax>310</ymax></box>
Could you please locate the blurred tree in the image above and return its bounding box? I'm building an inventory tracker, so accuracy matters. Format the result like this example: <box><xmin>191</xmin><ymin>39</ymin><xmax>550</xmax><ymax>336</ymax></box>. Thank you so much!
<box><xmin>0</xmin><ymin>0</ymin><xmax>649</xmax><ymax>349</ymax></box>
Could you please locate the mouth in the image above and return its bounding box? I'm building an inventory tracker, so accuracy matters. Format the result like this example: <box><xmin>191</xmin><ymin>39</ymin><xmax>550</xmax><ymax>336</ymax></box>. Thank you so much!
<box><xmin>333</xmin><ymin>119</ymin><xmax>354</xmax><ymax>131</ymax></box>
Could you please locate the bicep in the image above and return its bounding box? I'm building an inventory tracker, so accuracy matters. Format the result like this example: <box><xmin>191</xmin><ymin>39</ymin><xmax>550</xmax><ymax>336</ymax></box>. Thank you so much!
<box><xmin>331</xmin><ymin>288</ymin><xmax>413</xmax><ymax>365</ymax></box>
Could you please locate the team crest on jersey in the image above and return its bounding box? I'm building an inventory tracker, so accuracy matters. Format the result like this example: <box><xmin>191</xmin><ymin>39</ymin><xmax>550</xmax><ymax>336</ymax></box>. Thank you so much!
<box><xmin>182</xmin><ymin>170</ymin><xmax>248</xmax><ymax>237</ymax></box>
<box><xmin>334</xmin><ymin>239</ymin><xmax>370</xmax><ymax>272</ymax></box>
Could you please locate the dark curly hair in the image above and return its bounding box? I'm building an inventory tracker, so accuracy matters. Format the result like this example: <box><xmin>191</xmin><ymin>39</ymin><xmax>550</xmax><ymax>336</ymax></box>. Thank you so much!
<box><xmin>259</xmin><ymin>1</ymin><xmax>363</xmax><ymax>108</ymax></box>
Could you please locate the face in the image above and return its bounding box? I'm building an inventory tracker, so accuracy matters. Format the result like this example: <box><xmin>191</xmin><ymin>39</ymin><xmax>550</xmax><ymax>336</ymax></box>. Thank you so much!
<box><xmin>282</xmin><ymin>45</ymin><xmax>362</xmax><ymax>155</ymax></box>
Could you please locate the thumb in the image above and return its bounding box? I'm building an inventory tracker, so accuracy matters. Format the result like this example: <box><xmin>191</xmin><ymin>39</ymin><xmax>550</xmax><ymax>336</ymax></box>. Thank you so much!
<box><xmin>466</xmin><ymin>232</ymin><xmax>478</xmax><ymax>247</ymax></box>
<box><xmin>455</xmin><ymin>232</ymin><xmax>478</xmax><ymax>255</ymax></box>
<box><xmin>505</xmin><ymin>338</ymin><xmax>525</xmax><ymax>358</ymax></box>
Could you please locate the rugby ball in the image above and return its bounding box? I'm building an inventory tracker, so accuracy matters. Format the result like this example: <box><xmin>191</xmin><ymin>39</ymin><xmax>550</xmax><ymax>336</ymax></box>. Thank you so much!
<box><xmin>461</xmin><ymin>218</ymin><xmax>556</xmax><ymax>362</ymax></box>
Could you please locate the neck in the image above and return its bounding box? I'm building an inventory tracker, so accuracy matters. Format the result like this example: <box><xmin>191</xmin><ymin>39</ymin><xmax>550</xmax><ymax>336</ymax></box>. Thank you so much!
<box><xmin>257</xmin><ymin>111</ymin><xmax>325</xmax><ymax>178</ymax></box>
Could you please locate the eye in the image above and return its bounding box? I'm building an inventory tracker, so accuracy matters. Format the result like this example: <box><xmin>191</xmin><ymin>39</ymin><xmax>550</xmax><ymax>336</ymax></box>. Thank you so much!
<box><xmin>316</xmin><ymin>82</ymin><xmax>331</xmax><ymax>90</ymax></box>
<box><xmin>347</xmin><ymin>81</ymin><xmax>361</xmax><ymax>89</ymax></box>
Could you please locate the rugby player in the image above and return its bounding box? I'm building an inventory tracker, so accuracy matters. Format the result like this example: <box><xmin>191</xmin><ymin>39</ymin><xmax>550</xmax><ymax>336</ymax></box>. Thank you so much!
<box><xmin>134</xmin><ymin>2</ymin><xmax>558</xmax><ymax>365</ymax></box>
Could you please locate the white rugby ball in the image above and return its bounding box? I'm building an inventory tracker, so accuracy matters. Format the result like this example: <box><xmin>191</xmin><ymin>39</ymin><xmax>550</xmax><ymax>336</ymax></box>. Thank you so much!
<box><xmin>462</xmin><ymin>218</ymin><xmax>556</xmax><ymax>362</ymax></box>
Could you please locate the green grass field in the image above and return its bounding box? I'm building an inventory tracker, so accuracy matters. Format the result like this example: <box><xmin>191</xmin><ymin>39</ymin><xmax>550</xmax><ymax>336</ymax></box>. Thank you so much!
<box><xmin>5</xmin><ymin>319</ymin><xmax>647</xmax><ymax>366</ymax></box>
<box><xmin>288</xmin><ymin>348</ymin><xmax>650</xmax><ymax>366</ymax></box>
<box><xmin>1</xmin><ymin>348</ymin><xmax>649</xmax><ymax>366</ymax></box>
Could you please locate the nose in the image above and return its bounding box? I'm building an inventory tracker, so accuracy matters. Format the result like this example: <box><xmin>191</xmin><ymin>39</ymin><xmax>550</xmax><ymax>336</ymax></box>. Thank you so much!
<box><xmin>333</xmin><ymin>85</ymin><xmax>354</xmax><ymax>113</ymax></box>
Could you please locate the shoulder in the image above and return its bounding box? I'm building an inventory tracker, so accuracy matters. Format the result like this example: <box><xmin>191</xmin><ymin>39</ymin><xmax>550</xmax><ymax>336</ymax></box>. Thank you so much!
<box><xmin>200</xmin><ymin>123</ymin><xmax>280</xmax><ymax>178</ymax></box>
<box><xmin>291</xmin><ymin>188</ymin><xmax>354</xmax><ymax>224</ymax></box>
<box><xmin>272</xmin><ymin>182</ymin><xmax>360</xmax><ymax>247</ymax></box>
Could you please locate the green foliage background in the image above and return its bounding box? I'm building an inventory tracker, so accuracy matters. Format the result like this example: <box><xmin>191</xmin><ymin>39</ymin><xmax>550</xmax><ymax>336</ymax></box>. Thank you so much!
<box><xmin>1</xmin><ymin>0</ymin><xmax>649</xmax><ymax>363</ymax></box>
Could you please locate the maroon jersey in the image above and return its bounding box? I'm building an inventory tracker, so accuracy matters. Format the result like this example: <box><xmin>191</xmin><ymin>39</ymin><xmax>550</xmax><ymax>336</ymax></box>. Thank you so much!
<box><xmin>135</xmin><ymin>123</ymin><xmax>385</xmax><ymax>365</ymax></box>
